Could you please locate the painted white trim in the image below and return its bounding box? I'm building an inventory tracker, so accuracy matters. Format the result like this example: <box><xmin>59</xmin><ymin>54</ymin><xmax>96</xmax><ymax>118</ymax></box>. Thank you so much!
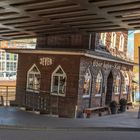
<box><xmin>95</xmin><ymin>94</ymin><xmax>101</xmax><ymax>97</ymax></box>
<box><xmin>51</xmin><ymin>65</ymin><xmax>67</xmax><ymax>96</ymax></box>
<box><xmin>95</xmin><ymin>70</ymin><xmax>103</xmax><ymax>96</ymax></box>
<box><xmin>26</xmin><ymin>89</ymin><xmax>40</xmax><ymax>93</ymax></box>
<box><xmin>119</xmin><ymin>34</ymin><xmax>124</xmax><ymax>51</ymax></box>
<box><xmin>114</xmin><ymin>92</ymin><xmax>120</xmax><ymax>95</ymax></box>
<box><xmin>100</xmin><ymin>33</ymin><xmax>106</xmax><ymax>46</ymax></box>
<box><xmin>82</xmin><ymin>95</ymin><xmax>90</xmax><ymax>98</ymax></box>
<box><xmin>50</xmin><ymin>93</ymin><xmax>65</xmax><ymax>97</ymax></box>
<box><xmin>83</xmin><ymin>68</ymin><xmax>92</xmax><ymax>97</ymax></box>
<box><xmin>4</xmin><ymin>49</ymin><xmax>134</xmax><ymax>66</ymax></box>
<box><xmin>110</xmin><ymin>32</ymin><xmax>116</xmax><ymax>48</ymax></box>
<box><xmin>26</xmin><ymin>64</ymin><xmax>41</xmax><ymax>92</ymax></box>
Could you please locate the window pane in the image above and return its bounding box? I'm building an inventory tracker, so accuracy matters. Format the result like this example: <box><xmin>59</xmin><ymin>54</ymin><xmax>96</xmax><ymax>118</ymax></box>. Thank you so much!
<box><xmin>59</xmin><ymin>76</ymin><xmax>66</xmax><ymax>94</ymax></box>
<box><xmin>83</xmin><ymin>70</ymin><xmax>91</xmax><ymax>96</ymax></box>
<box><xmin>28</xmin><ymin>74</ymin><xmax>34</xmax><ymax>90</ymax></box>
<box><xmin>114</xmin><ymin>76</ymin><xmax>120</xmax><ymax>94</ymax></box>
<box><xmin>56</xmin><ymin>68</ymin><xmax>63</xmax><ymax>74</ymax></box>
<box><xmin>96</xmin><ymin>72</ymin><xmax>102</xmax><ymax>94</ymax></box>
<box><xmin>83</xmin><ymin>79</ymin><xmax>91</xmax><ymax>95</ymax></box>
<box><xmin>34</xmin><ymin>74</ymin><xmax>40</xmax><ymax>90</ymax></box>
<box><xmin>52</xmin><ymin>76</ymin><xmax>58</xmax><ymax>93</ymax></box>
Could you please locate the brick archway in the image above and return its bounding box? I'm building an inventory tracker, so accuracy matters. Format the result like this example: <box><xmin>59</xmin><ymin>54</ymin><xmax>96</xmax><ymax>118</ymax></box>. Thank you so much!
<box><xmin>105</xmin><ymin>72</ymin><xmax>113</xmax><ymax>105</ymax></box>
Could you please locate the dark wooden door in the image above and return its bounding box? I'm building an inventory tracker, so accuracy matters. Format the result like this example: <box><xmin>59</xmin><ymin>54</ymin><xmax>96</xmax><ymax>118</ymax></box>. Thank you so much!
<box><xmin>105</xmin><ymin>72</ymin><xmax>113</xmax><ymax>105</ymax></box>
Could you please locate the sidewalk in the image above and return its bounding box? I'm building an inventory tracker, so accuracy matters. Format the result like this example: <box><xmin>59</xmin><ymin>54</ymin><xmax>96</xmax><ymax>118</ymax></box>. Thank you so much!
<box><xmin>0</xmin><ymin>107</ymin><xmax>140</xmax><ymax>130</ymax></box>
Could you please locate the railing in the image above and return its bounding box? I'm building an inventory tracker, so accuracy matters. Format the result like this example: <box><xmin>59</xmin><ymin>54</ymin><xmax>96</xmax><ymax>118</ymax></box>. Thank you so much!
<box><xmin>0</xmin><ymin>85</ymin><xmax>16</xmax><ymax>106</ymax></box>
<box><xmin>24</xmin><ymin>91</ymin><xmax>59</xmax><ymax>114</ymax></box>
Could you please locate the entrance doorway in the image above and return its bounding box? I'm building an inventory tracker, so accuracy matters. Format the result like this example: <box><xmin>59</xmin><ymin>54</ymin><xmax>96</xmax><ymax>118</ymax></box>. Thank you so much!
<box><xmin>105</xmin><ymin>72</ymin><xmax>113</xmax><ymax>105</ymax></box>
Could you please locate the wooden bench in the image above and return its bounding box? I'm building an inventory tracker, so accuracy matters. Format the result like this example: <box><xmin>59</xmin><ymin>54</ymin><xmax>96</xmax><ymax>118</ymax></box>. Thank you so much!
<box><xmin>127</xmin><ymin>102</ymin><xmax>134</xmax><ymax>109</ymax></box>
<box><xmin>84</xmin><ymin>106</ymin><xmax>110</xmax><ymax>118</ymax></box>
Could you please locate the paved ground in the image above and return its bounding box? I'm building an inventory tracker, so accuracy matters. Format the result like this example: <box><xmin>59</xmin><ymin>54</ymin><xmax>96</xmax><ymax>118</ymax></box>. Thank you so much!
<box><xmin>0</xmin><ymin>129</ymin><xmax>140</xmax><ymax>140</ymax></box>
<box><xmin>0</xmin><ymin>107</ymin><xmax>139</xmax><ymax>140</ymax></box>
<box><xmin>0</xmin><ymin>107</ymin><xmax>139</xmax><ymax>130</ymax></box>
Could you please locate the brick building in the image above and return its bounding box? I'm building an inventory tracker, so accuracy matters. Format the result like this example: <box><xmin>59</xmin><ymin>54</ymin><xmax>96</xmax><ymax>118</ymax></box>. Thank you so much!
<box><xmin>6</xmin><ymin>32</ymin><xmax>134</xmax><ymax>118</ymax></box>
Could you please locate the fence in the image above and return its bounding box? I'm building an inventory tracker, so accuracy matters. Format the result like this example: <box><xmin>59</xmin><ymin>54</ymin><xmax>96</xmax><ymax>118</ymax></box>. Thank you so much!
<box><xmin>0</xmin><ymin>85</ymin><xmax>16</xmax><ymax>106</ymax></box>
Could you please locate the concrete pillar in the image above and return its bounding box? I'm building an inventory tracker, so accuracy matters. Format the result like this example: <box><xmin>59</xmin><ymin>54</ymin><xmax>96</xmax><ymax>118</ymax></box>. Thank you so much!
<box><xmin>36</xmin><ymin>35</ymin><xmax>47</xmax><ymax>49</ymax></box>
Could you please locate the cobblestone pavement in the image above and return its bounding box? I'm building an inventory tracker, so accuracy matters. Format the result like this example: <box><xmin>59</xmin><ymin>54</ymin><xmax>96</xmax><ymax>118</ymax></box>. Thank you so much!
<box><xmin>0</xmin><ymin>107</ymin><xmax>139</xmax><ymax>130</ymax></box>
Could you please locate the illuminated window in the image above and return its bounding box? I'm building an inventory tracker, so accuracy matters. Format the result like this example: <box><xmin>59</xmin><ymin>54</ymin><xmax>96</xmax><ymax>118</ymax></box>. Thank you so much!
<box><xmin>110</xmin><ymin>32</ymin><xmax>116</xmax><ymax>48</ymax></box>
<box><xmin>99</xmin><ymin>33</ymin><xmax>106</xmax><ymax>46</ymax></box>
<box><xmin>26</xmin><ymin>64</ymin><xmax>41</xmax><ymax>92</ymax></box>
<box><xmin>114</xmin><ymin>75</ymin><xmax>121</xmax><ymax>94</ymax></box>
<box><xmin>83</xmin><ymin>69</ymin><xmax>91</xmax><ymax>97</ymax></box>
<box><xmin>51</xmin><ymin>65</ymin><xmax>66</xmax><ymax>96</ymax></box>
<box><xmin>119</xmin><ymin>34</ymin><xmax>124</xmax><ymax>51</ymax></box>
<box><xmin>95</xmin><ymin>71</ymin><xmax>103</xmax><ymax>96</ymax></box>
<box><xmin>122</xmin><ymin>72</ymin><xmax>129</xmax><ymax>94</ymax></box>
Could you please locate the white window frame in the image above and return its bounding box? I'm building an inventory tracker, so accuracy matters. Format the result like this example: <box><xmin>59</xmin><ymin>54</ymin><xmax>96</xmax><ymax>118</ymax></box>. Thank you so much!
<box><xmin>95</xmin><ymin>71</ymin><xmax>103</xmax><ymax>97</ymax></box>
<box><xmin>26</xmin><ymin>64</ymin><xmax>41</xmax><ymax>93</ymax></box>
<box><xmin>121</xmin><ymin>72</ymin><xmax>129</xmax><ymax>94</ymax></box>
<box><xmin>83</xmin><ymin>68</ymin><xmax>92</xmax><ymax>98</ymax></box>
<box><xmin>99</xmin><ymin>33</ymin><xmax>106</xmax><ymax>46</ymax></box>
<box><xmin>119</xmin><ymin>34</ymin><xmax>124</xmax><ymax>51</ymax></box>
<box><xmin>114</xmin><ymin>75</ymin><xmax>121</xmax><ymax>95</ymax></box>
<box><xmin>51</xmin><ymin>65</ymin><xmax>67</xmax><ymax>97</ymax></box>
<box><xmin>110</xmin><ymin>32</ymin><xmax>116</xmax><ymax>48</ymax></box>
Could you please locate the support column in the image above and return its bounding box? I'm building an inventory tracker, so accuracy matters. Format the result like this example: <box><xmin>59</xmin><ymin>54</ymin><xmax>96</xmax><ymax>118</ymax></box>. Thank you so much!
<box><xmin>36</xmin><ymin>35</ymin><xmax>47</xmax><ymax>49</ymax></box>
<box><xmin>90</xmin><ymin>32</ymin><xmax>96</xmax><ymax>51</ymax></box>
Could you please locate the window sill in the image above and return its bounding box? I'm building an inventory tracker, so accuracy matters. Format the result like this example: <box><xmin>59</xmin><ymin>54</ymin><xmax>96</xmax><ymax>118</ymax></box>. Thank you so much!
<box><xmin>95</xmin><ymin>94</ymin><xmax>101</xmax><ymax>97</ymax></box>
<box><xmin>26</xmin><ymin>89</ymin><xmax>40</xmax><ymax>93</ymax></box>
<box><xmin>114</xmin><ymin>93</ymin><xmax>120</xmax><ymax>95</ymax></box>
<box><xmin>51</xmin><ymin>93</ymin><xmax>65</xmax><ymax>97</ymax></box>
<box><xmin>82</xmin><ymin>95</ymin><xmax>90</xmax><ymax>98</ymax></box>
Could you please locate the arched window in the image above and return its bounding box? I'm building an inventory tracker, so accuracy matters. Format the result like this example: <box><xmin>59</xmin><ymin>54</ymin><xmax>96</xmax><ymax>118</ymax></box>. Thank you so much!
<box><xmin>95</xmin><ymin>71</ymin><xmax>103</xmax><ymax>96</ymax></box>
<box><xmin>83</xmin><ymin>69</ymin><xmax>91</xmax><ymax>97</ymax></box>
<box><xmin>114</xmin><ymin>75</ymin><xmax>121</xmax><ymax>94</ymax></box>
<box><xmin>99</xmin><ymin>33</ymin><xmax>106</xmax><ymax>46</ymax></box>
<box><xmin>122</xmin><ymin>72</ymin><xmax>129</xmax><ymax>93</ymax></box>
<box><xmin>26</xmin><ymin>64</ymin><xmax>41</xmax><ymax>92</ymax></box>
<box><xmin>51</xmin><ymin>65</ymin><xmax>66</xmax><ymax>96</ymax></box>
<box><xmin>110</xmin><ymin>32</ymin><xmax>116</xmax><ymax>48</ymax></box>
<box><xmin>119</xmin><ymin>34</ymin><xmax>124</xmax><ymax>51</ymax></box>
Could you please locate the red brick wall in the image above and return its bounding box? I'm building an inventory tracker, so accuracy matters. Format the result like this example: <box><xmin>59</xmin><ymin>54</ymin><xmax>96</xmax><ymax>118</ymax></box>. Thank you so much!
<box><xmin>16</xmin><ymin>53</ymin><xmax>81</xmax><ymax>117</ymax></box>
<box><xmin>36</xmin><ymin>33</ymin><xmax>96</xmax><ymax>50</ymax></box>
<box><xmin>97</xmin><ymin>31</ymin><xmax>128</xmax><ymax>58</ymax></box>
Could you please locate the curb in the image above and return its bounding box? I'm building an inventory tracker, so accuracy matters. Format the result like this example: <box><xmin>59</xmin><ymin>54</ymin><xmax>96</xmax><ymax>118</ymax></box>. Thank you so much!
<box><xmin>0</xmin><ymin>125</ymin><xmax>140</xmax><ymax>132</ymax></box>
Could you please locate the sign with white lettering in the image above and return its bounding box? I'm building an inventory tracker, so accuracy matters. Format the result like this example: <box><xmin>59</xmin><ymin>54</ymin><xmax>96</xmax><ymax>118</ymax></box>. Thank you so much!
<box><xmin>39</xmin><ymin>57</ymin><xmax>53</xmax><ymax>66</ymax></box>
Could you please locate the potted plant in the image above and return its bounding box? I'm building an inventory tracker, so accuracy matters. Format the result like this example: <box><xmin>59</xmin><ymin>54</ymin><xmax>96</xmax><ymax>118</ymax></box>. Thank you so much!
<box><xmin>119</xmin><ymin>98</ymin><xmax>127</xmax><ymax>112</ymax></box>
<box><xmin>109</xmin><ymin>100</ymin><xmax>118</xmax><ymax>114</ymax></box>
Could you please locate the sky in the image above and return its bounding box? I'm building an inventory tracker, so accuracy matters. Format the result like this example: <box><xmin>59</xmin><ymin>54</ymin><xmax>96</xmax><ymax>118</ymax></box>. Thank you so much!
<box><xmin>127</xmin><ymin>30</ymin><xmax>134</xmax><ymax>60</ymax></box>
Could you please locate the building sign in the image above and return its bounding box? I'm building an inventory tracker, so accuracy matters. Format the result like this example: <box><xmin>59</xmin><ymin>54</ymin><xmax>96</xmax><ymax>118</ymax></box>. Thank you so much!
<box><xmin>39</xmin><ymin>57</ymin><xmax>53</xmax><ymax>66</ymax></box>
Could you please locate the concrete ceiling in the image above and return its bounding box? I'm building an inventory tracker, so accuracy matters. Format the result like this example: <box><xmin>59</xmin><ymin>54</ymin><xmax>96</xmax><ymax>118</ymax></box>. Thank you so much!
<box><xmin>0</xmin><ymin>0</ymin><xmax>139</xmax><ymax>40</ymax></box>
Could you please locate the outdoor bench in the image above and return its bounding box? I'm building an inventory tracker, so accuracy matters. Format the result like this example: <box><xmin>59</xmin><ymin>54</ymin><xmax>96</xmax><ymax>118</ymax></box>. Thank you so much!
<box><xmin>84</xmin><ymin>106</ymin><xmax>110</xmax><ymax>118</ymax></box>
<box><xmin>127</xmin><ymin>102</ymin><xmax>134</xmax><ymax>109</ymax></box>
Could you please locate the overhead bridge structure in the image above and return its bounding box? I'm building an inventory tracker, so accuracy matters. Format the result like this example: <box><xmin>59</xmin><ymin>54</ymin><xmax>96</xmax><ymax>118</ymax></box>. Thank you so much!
<box><xmin>0</xmin><ymin>0</ymin><xmax>139</xmax><ymax>40</ymax></box>
<box><xmin>2</xmin><ymin>0</ymin><xmax>137</xmax><ymax>118</ymax></box>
